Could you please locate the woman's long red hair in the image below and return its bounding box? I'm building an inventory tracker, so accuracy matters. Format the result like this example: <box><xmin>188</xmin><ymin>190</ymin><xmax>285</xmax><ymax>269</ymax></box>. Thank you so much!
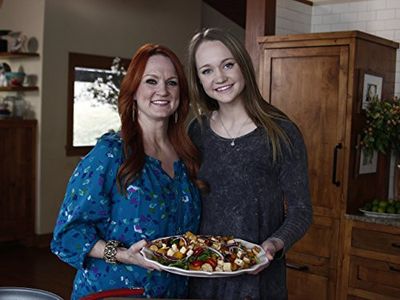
<box><xmin>117</xmin><ymin>44</ymin><xmax>202</xmax><ymax>192</ymax></box>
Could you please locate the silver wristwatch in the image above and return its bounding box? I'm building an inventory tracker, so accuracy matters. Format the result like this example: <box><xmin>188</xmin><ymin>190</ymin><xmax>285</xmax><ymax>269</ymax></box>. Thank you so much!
<box><xmin>103</xmin><ymin>240</ymin><xmax>120</xmax><ymax>264</ymax></box>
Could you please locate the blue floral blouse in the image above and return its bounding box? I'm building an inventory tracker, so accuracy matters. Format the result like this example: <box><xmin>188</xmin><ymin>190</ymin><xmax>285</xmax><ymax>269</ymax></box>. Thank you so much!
<box><xmin>51</xmin><ymin>132</ymin><xmax>201</xmax><ymax>299</ymax></box>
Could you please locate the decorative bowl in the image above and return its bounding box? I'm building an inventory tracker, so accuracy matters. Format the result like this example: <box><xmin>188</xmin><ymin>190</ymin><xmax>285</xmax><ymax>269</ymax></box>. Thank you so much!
<box><xmin>4</xmin><ymin>71</ymin><xmax>25</xmax><ymax>87</ymax></box>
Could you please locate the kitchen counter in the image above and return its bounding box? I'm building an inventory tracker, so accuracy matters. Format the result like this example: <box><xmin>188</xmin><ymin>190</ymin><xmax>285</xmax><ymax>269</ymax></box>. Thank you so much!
<box><xmin>346</xmin><ymin>213</ymin><xmax>400</xmax><ymax>227</ymax></box>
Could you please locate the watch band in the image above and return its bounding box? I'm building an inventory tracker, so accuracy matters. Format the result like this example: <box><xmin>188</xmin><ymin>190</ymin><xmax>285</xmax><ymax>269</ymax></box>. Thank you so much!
<box><xmin>103</xmin><ymin>240</ymin><xmax>120</xmax><ymax>264</ymax></box>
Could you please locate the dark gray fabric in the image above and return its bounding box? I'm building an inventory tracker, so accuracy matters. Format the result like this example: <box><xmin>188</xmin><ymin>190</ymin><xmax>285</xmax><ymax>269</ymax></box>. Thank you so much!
<box><xmin>188</xmin><ymin>116</ymin><xmax>312</xmax><ymax>300</ymax></box>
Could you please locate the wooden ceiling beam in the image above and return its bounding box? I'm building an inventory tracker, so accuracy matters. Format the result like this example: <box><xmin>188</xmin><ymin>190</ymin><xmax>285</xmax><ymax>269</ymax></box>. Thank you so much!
<box><xmin>203</xmin><ymin>0</ymin><xmax>246</xmax><ymax>28</ymax></box>
<box><xmin>245</xmin><ymin>0</ymin><xmax>276</xmax><ymax>77</ymax></box>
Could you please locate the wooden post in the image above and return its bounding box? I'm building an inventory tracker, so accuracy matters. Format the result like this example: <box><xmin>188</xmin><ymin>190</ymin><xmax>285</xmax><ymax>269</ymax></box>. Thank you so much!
<box><xmin>245</xmin><ymin>0</ymin><xmax>276</xmax><ymax>77</ymax></box>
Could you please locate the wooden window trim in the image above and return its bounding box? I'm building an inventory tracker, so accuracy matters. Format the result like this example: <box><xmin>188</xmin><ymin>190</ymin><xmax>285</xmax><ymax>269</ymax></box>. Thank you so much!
<box><xmin>66</xmin><ymin>52</ymin><xmax>129</xmax><ymax>156</ymax></box>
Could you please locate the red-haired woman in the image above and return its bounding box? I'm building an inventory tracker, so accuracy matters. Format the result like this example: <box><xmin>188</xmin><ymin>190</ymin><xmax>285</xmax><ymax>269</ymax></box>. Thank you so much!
<box><xmin>51</xmin><ymin>44</ymin><xmax>202</xmax><ymax>299</ymax></box>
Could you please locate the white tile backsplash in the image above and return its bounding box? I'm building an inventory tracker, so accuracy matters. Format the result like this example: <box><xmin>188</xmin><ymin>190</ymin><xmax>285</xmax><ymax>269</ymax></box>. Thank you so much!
<box><xmin>367</xmin><ymin>0</ymin><xmax>388</xmax><ymax>10</ymax></box>
<box><xmin>358</xmin><ymin>11</ymin><xmax>377</xmax><ymax>21</ymax></box>
<box><xmin>376</xmin><ymin>9</ymin><xmax>396</xmax><ymax>20</ymax></box>
<box><xmin>387</xmin><ymin>0</ymin><xmax>400</xmax><ymax>9</ymax></box>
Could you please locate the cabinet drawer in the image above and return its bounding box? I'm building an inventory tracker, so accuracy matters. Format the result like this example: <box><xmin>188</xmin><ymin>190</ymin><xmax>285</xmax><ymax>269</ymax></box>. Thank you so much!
<box><xmin>352</xmin><ymin>227</ymin><xmax>400</xmax><ymax>256</ymax></box>
<box><xmin>349</xmin><ymin>256</ymin><xmax>400</xmax><ymax>298</ymax></box>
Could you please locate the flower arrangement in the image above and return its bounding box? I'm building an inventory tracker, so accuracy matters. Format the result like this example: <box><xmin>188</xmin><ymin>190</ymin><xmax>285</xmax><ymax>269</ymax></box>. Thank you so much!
<box><xmin>360</xmin><ymin>96</ymin><xmax>400</xmax><ymax>160</ymax></box>
<box><xmin>87</xmin><ymin>57</ymin><xmax>127</xmax><ymax>111</ymax></box>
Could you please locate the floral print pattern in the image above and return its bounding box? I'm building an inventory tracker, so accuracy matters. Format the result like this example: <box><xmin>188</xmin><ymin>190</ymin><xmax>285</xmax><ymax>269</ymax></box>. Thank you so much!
<box><xmin>51</xmin><ymin>132</ymin><xmax>201</xmax><ymax>299</ymax></box>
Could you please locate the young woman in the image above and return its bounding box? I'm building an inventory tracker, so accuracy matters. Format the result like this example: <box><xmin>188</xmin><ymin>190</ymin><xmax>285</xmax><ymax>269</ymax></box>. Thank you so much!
<box><xmin>51</xmin><ymin>44</ymin><xmax>203</xmax><ymax>299</ymax></box>
<box><xmin>187</xmin><ymin>28</ymin><xmax>313</xmax><ymax>299</ymax></box>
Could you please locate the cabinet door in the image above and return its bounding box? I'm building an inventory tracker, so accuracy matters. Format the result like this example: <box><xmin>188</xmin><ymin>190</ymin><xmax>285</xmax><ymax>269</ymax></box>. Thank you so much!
<box><xmin>0</xmin><ymin>121</ymin><xmax>36</xmax><ymax>241</ymax></box>
<box><xmin>287</xmin><ymin>268</ymin><xmax>329</xmax><ymax>300</ymax></box>
<box><xmin>286</xmin><ymin>216</ymin><xmax>339</xmax><ymax>300</ymax></box>
<box><xmin>259</xmin><ymin>45</ymin><xmax>348</xmax><ymax>217</ymax></box>
<box><xmin>349</xmin><ymin>256</ymin><xmax>400</xmax><ymax>299</ymax></box>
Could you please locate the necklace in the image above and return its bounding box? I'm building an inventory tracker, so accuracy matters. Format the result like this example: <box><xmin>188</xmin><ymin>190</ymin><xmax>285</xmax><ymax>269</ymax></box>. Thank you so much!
<box><xmin>218</xmin><ymin>114</ymin><xmax>249</xmax><ymax>147</ymax></box>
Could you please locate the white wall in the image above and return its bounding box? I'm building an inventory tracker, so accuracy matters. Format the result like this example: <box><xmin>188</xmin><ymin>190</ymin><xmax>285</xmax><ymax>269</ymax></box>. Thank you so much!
<box><xmin>276</xmin><ymin>0</ymin><xmax>312</xmax><ymax>35</ymax></box>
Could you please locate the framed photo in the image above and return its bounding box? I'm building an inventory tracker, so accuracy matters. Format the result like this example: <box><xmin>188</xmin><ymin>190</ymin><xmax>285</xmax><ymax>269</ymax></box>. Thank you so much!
<box><xmin>354</xmin><ymin>134</ymin><xmax>378</xmax><ymax>177</ymax></box>
<box><xmin>359</xmin><ymin>71</ymin><xmax>383</xmax><ymax>111</ymax></box>
<box><xmin>358</xmin><ymin>149</ymin><xmax>378</xmax><ymax>175</ymax></box>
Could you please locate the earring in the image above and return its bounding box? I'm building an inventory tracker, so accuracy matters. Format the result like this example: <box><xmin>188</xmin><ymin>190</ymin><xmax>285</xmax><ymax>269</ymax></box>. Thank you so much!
<box><xmin>174</xmin><ymin>111</ymin><xmax>178</xmax><ymax>123</ymax></box>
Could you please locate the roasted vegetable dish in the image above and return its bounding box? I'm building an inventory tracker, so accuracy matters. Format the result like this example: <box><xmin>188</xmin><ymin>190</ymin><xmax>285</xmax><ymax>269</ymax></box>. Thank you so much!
<box><xmin>145</xmin><ymin>231</ymin><xmax>262</xmax><ymax>272</ymax></box>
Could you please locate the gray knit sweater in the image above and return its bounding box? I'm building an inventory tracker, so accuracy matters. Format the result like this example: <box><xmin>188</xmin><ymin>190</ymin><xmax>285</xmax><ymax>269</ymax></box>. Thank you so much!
<box><xmin>188</xmin><ymin>116</ymin><xmax>312</xmax><ymax>300</ymax></box>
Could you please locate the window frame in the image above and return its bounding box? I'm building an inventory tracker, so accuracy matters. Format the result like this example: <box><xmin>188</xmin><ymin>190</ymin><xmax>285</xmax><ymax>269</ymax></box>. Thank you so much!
<box><xmin>66</xmin><ymin>52</ymin><xmax>130</xmax><ymax>156</ymax></box>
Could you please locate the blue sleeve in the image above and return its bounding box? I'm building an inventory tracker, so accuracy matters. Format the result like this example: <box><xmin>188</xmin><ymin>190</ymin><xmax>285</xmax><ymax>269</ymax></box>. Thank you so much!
<box><xmin>51</xmin><ymin>133</ymin><xmax>122</xmax><ymax>270</ymax></box>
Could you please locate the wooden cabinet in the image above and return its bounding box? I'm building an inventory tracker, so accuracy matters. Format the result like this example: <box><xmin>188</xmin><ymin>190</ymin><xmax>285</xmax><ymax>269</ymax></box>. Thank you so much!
<box><xmin>286</xmin><ymin>216</ymin><xmax>340</xmax><ymax>299</ymax></box>
<box><xmin>341</xmin><ymin>219</ymin><xmax>400</xmax><ymax>300</ymax></box>
<box><xmin>258</xmin><ymin>31</ymin><xmax>399</xmax><ymax>299</ymax></box>
<box><xmin>0</xmin><ymin>119</ymin><xmax>37</xmax><ymax>242</ymax></box>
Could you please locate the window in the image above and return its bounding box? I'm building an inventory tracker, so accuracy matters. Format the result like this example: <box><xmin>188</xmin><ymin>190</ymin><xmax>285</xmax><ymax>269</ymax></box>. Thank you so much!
<box><xmin>66</xmin><ymin>52</ymin><xmax>130</xmax><ymax>156</ymax></box>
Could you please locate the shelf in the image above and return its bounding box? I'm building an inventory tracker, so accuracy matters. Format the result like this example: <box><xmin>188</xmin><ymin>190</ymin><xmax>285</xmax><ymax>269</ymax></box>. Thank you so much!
<box><xmin>0</xmin><ymin>86</ymin><xmax>38</xmax><ymax>92</ymax></box>
<box><xmin>0</xmin><ymin>118</ymin><xmax>37</xmax><ymax>126</ymax></box>
<box><xmin>0</xmin><ymin>52</ymin><xmax>39</xmax><ymax>59</ymax></box>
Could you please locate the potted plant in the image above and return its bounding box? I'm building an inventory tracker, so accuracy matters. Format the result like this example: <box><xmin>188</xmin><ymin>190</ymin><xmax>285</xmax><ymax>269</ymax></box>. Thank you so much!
<box><xmin>361</xmin><ymin>96</ymin><xmax>400</xmax><ymax>198</ymax></box>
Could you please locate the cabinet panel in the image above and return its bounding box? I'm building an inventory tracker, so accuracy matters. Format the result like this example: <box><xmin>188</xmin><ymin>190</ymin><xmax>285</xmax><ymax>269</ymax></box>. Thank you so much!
<box><xmin>260</xmin><ymin>46</ymin><xmax>348</xmax><ymax>216</ymax></box>
<box><xmin>287</xmin><ymin>268</ymin><xmax>329</xmax><ymax>300</ymax></box>
<box><xmin>0</xmin><ymin>120</ymin><xmax>36</xmax><ymax>241</ymax></box>
<box><xmin>290</xmin><ymin>216</ymin><xmax>339</xmax><ymax>259</ymax></box>
<box><xmin>349</xmin><ymin>256</ymin><xmax>400</xmax><ymax>298</ymax></box>
<box><xmin>286</xmin><ymin>216</ymin><xmax>339</xmax><ymax>300</ymax></box>
<box><xmin>352</xmin><ymin>227</ymin><xmax>400</xmax><ymax>256</ymax></box>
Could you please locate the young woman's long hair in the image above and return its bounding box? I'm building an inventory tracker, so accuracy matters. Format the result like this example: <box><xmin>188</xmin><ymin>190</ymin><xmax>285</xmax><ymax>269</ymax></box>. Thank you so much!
<box><xmin>187</xmin><ymin>28</ymin><xmax>291</xmax><ymax>161</ymax></box>
<box><xmin>117</xmin><ymin>43</ymin><xmax>202</xmax><ymax>192</ymax></box>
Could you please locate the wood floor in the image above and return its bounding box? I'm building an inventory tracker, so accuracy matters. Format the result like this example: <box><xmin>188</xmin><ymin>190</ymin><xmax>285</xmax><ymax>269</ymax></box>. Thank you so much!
<box><xmin>0</xmin><ymin>242</ymin><xmax>75</xmax><ymax>299</ymax></box>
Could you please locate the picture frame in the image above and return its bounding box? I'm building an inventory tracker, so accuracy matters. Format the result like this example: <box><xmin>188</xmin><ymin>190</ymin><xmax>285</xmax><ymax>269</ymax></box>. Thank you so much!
<box><xmin>358</xmin><ymin>70</ymin><xmax>383</xmax><ymax>112</ymax></box>
<box><xmin>358</xmin><ymin>149</ymin><xmax>378</xmax><ymax>175</ymax></box>
<box><xmin>354</xmin><ymin>134</ymin><xmax>378</xmax><ymax>177</ymax></box>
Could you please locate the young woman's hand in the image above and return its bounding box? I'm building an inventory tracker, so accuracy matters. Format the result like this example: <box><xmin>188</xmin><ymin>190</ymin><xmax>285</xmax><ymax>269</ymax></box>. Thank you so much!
<box><xmin>116</xmin><ymin>240</ymin><xmax>162</xmax><ymax>271</ymax></box>
<box><xmin>249</xmin><ymin>238</ymin><xmax>284</xmax><ymax>275</ymax></box>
